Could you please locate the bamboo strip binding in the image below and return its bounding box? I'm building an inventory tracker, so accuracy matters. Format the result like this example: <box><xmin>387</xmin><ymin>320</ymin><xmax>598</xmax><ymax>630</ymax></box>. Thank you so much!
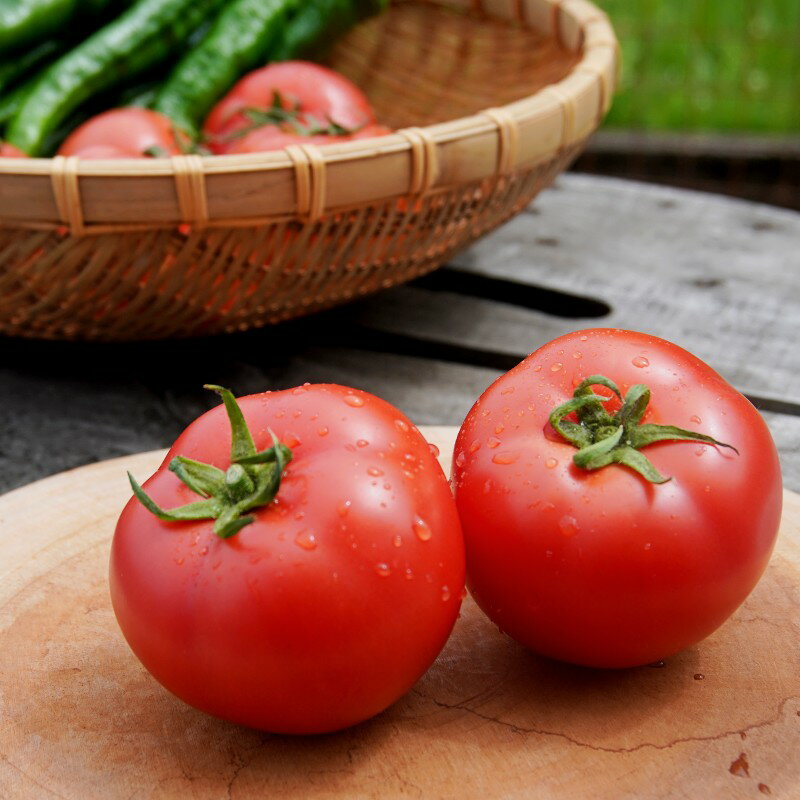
<box><xmin>0</xmin><ymin>0</ymin><xmax>618</xmax><ymax>340</ymax></box>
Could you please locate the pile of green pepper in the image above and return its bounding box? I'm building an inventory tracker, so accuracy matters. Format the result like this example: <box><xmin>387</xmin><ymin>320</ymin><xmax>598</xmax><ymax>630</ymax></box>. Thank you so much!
<box><xmin>0</xmin><ymin>0</ymin><xmax>387</xmax><ymax>155</ymax></box>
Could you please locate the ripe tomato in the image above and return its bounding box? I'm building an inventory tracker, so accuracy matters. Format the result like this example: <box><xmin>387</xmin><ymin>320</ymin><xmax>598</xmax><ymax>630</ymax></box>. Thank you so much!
<box><xmin>223</xmin><ymin>122</ymin><xmax>391</xmax><ymax>155</ymax></box>
<box><xmin>204</xmin><ymin>61</ymin><xmax>380</xmax><ymax>155</ymax></box>
<box><xmin>58</xmin><ymin>108</ymin><xmax>184</xmax><ymax>159</ymax></box>
<box><xmin>452</xmin><ymin>329</ymin><xmax>782</xmax><ymax>668</ymax></box>
<box><xmin>110</xmin><ymin>384</ymin><xmax>464</xmax><ymax>733</ymax></box>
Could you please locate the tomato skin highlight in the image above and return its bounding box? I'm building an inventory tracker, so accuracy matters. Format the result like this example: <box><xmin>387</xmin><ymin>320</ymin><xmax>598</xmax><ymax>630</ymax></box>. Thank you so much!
<box><xmin>110</xmin><ymin>384</ymin><xmax>464</xmax><ymax>733</ymax></box>
<box><xmin>452</xmin><ymin>328</ymin><xmax>783</xmax><ymax>669</ymax></box>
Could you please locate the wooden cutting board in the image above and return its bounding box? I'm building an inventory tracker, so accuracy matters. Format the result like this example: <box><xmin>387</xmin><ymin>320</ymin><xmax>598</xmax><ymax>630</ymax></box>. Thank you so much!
<box><xmin>1</xmin><ymin>427</ymin><xmax>798</xmax><ymax>799</ymax></box>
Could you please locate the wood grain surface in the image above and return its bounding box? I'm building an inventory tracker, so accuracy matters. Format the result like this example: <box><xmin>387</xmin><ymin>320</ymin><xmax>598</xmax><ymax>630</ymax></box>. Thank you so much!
<box><xmin>1</xmin><ymin>428</ymin><xmax>798</xmax><ymax>799</ymax></box>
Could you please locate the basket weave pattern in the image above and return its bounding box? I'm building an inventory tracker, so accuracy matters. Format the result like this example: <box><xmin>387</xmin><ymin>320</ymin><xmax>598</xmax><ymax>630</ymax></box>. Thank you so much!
<box><xmin>0</xmin><ymin>0</ymin><xmax>618</xmax><ymax>340</ymax></box>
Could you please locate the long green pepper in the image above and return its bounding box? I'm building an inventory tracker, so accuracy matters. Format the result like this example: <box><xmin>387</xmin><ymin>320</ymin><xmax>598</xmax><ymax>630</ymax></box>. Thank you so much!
<box><xmin>5</xmin><ymin>0</ymin><xmax>224</xmax><ymax>155</ymax></box>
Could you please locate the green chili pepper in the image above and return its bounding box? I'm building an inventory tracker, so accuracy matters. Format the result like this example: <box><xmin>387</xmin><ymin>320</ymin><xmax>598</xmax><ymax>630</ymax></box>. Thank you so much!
<box><xmin>0</xmin><ymin>0</ymin><xmax>125</xmax><ymax>57</ymax></box>
<box><xmin>5</xmin><ymin>0</ymin><xmax>224</xmax><ymax>155</ymax></box>
<box><xmin>270</xmin><ymin>0</ymin><xmax>389</xmax><ymax>62</ymax></box>
<box><xmin>152</xmin><ymin>0</ymin><xmax>302</xmax><ymax>141</ymax></box>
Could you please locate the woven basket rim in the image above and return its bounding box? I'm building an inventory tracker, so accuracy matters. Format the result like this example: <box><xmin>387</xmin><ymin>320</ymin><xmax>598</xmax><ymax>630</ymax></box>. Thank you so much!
<box><xmin>0</xmin><ymin>0</ymin><xmax>619</xmax><ymax>234</ymax></box>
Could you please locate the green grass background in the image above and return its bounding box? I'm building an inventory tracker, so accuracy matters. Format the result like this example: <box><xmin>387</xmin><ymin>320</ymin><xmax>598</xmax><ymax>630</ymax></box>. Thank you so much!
<box><xmin>599</xmin><ymin>0</ymin><xmax>800</xmax><ymax>134</ymax></box>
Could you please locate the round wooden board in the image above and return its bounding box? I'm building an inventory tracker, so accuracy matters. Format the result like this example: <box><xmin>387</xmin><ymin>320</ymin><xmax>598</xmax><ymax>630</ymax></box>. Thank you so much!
<box><xmin>1</xmin><ymin>426</ymin><xmax>798</xmax><ymax>800</ymax></box>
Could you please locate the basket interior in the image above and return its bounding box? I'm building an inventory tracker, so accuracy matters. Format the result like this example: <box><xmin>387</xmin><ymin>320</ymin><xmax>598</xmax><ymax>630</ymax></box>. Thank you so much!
<box><xmin>329</xmin><ymin>1</ymin><xmax>581</xmax><ymax>129</ymax></box>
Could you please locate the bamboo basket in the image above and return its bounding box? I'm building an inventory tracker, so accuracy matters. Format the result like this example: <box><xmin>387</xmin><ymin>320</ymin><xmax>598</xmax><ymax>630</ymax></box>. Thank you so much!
<box><xmin>0</xmin><ymin>0</ymin><xmax>618</xmax><ymax>341</ymax></box>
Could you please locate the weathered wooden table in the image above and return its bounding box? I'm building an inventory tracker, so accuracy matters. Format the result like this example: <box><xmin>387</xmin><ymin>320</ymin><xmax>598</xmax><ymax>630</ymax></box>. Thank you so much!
<box><xmin>1</xmin><ymin>173</ymin><xmax>798</xmax><ymax>492</ymax></box>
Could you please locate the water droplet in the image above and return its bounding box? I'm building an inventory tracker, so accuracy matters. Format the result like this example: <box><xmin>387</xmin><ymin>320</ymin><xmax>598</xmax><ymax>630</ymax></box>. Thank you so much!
<box><xmin>317</xmin><ymin>426</ymin><xmax>329</xmax><ymax>437</ymax></box>
<box><xmin>704</xmin><ymin>485</ymin><xmax>711</xmax><ymax>492</ymax></box>
<box><xmin>344</xmin><ymin>394</ymin><xmax>364</xmax><ymax>407</ymax></box>
<box><xmin>644</xmin><ymin>542</ymin><xmax>652</xmax><ymax>551</ymax></box>
<box><xmin>199</xmin><ymin>546</ymin><xmax>208</xmax><ymax>556</ymax></box>
<box><xmin>573</xmin><ymin>351</ymin><xmax>582</xmax><ymax>360</ymax></box>
<box><xmin>492</xmin><ymin>451</ymin><xmax>519</xmax><ymax>465</ymax></box>
<box><xmin>694</xmin><ymin>673</ymin><xmax>705</xmax><ymax>680</ymax></box>
<box><xmin>759</xmin><ymin>783</ymin><xmax>772</xmax><ymax>795</ymax></box>
<box><xmin>292</xmin><ymin>386</ymin><xmax>307</xmax><ymax>395</ymax></box>
<box><xmin>428</xmin><ymin>442</ymin><xmax>440</xmax><ymax>458</ymax></box>
<box><xmin>295</xmin><ymin>530</ymin><xmax>317</xmax><ymax>550</ymax></box>
<box><xmin>394</xmin><ymin>419</ymin><xmax>409</xmax><ymax>432</ymax></box>
<box><xmin>274</xmin><ymin>411</ymin><xmax>285</xmax><ymax>419</ymax></box>
<box><xmin>356</xmin><ymin>439</ymin><xmax>369</xmax><ymax>448</ymax></box>
<box><xmin>690</xmin><ymin>415</ymin><xmax>702</xmax><ymax>424</ymax></box>
<box><xmin>483</xmin><ymin>479</ymin><xmax>493</xmax><ymax>494</ymax></box>
<box><xmin>283</xmin><ymin>431</ymin><xmax>301</xmax><ymax>448</ymax></box>
<box><xmin>632</xmin><ymin>356</ymin><xmax>650</xmax><ymax>368</ymax></box>
<box><xmin>367</xmin><ymin>466</ymin><xmax>384</xmax><ymax>477</ymax></box>
<box><xmin>533</xmin><ymin>365</ymin><xmax>542</xmax><ymax>372</ymax></box>
<box><xmin>375</xmin><ymin>562</ymin><xmax>391</xmax><ymax>577</ymax></box>
<box><xmin>402</xmin><ymin>469</ymin><xmax>415</xmax><ymax>479</ymax></box>
<box><xmin>541</xmin><ymin>502</ymin><xmax>555</xmax><ymax>513</ymax></box>
<box><xmin>174</xmin><ymin>556</ymin><xmax>185</xmax><ymax>565</ymax></box>
<box><xmin>545</xmin><ymin>457</ymin><xmax>558</xmax><ymax>469</ymax></box>
<box><xmin>383</xmin><ymin>482</ymin><xmax>392</xmax><ymax>491</ymax></box>
<box><xmin>487</xmin><ymin>436</ymin><xmax>501</xmax><ymax>449</ymax></box>
<box><xmin>729</xmin><ymin>753</ymin><xmax>749</xmax><ymax>778</ymax></box>
<box><xmin>403</xmin><ymin>452</ymin><xmax>417</xmax><ymax>463</ymax></box>
<box><xmin>337</xmin><ymin>501</ymin><xmax>351</xmax><ymax>517</ymax></box>
<box><xmin>559</xmin><ymin>515</ymin><xmax>579</xmax><ymax>537</ymax></box>
<box><xmin>501</xmin><ymin>386</ymin><xmax>515</xmax><ymax>395</ymax></box>
<box><xmin>649</xmin><ymin>660</ymin><xmax>666</xmax><ymax>669</ymax></box>
<box><xmin>494</xmin><ymin>424</ymin><xmax>504</xmax><ymax>435</ymax></box>
<box><xmin>404</xmin><ymin>568</ymin><xmax>414</xmax><ymax>580</ymax></box>
<box><xmin>294</xmin><ymin>511</ymin><xmax>305</xmax><ymax>520</ymax></box>
<box><xmin>469</xmin><ymin>440</ymin><xmax>481</xmax><ymax>453</ymax></box>
<box><xmin>455</xmin><ymin>451</ymin><xmax>466</xmax><ymax>467</ymax></box>
<box><xmin>413</xmin><ymin>517</ymin><xmax>432</xmax><ymax>541</ymax></box>
<box><xmin>545</xmin><ymin>549</ymin><xmax>553</xmax><ymax>558</ymax></box>
<box><xmin>393</xmin><ymin>535</ymin><xmax>402</xmax><ymax>547</ymax></box>
<box><xmin>550</xmin><ymin>362</ymin><xmax>563</xmax><ymax>372</ymax></box>
<box><xmin>441</xmin><ymin>585</ymin><xmax>451</xmax><ymax>602</ymax></box>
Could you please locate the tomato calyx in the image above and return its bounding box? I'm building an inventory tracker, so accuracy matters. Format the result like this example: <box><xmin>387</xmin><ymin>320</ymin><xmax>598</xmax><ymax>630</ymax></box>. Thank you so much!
<box><xmin>128</xmin><ymin>385</ymin><xmax>293</xmax><ymax>538</ymax></box>
<box><xmin>548</xmin><ymin>375</ymin><xmax>738</xmax><ymax>483</ymax></box>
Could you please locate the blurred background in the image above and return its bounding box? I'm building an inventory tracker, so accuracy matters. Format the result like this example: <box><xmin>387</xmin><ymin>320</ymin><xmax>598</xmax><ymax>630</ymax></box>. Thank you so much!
<box><xmin>572</xmin><ymin>0</ymin><xmax>800</xmax><ymax>209</ymax></box>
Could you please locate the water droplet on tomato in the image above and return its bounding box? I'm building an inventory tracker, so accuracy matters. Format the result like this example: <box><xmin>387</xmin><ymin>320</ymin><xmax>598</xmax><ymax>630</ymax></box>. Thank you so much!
<box><xmin>694</xmin><ymin>673</ymin><xmax>705</xmax><ymax>680</ymax></box>
<box><xmin>573</xmin><ymin>351</ymin><xmax>582</xmax><ymax>360</ymax></box>
<box><xmin>492</xmin><ymin>451</ymin><xmax>519</xmax><ymax>465</ymax></box>
<box><xmin>428</xmin><ymin>443</ymin><xmax>440</xmax><ymax>458</ymax></box>
<box><xmin>704</xmin><ymin>485</ymin><xmax>711</xmax><ymax>492</ymax></box>
<box><xmin>283</xmin><ymin>431</ymin><xmax>301</xmax><ymax>448</ymax></box>
<box><xmin>413</xmin><ymin>517</ymin><xmax>432</xmax><ymax>541</ymax></box>
<box><xmin>559</xmin><ymin>515</ymin><xmax>579</xmax><ymax>537</ymax></box>
<box><xmin>199</xmin><ymin>546</ymin><xmax>208</xmax><ymax>556</ymax></box>
<box><xmin>292</xmin><ymin>410</ymin><xmax>302</xmax><ymax>418</ymax></box>
<box><xmin>546</xmin><ymin>457</ymin><xmax>558</xmax><ymax>469</ymax></box>
<box><xmin>494</xmin><ymin>424</ymin><xmax>504</xmax><ymax>435</ymax></box>
<box><xmin>690</xmin><ymin>415</ymin><xmax>702</xmax><ymax>424</ymax></box>
<box><xmin>455</xmin><ymin>451</ymin><xmax>466</xmax><ymax>467</ymax></box>
<box><xmin>292</xmin><ymin>386</ymin><xmax>307</xmax><ymax>395</ymax></box>
<box><xmin>344</xmin><ymin>395</ymin><xmax>364</xmax><ymax>407</ymax></box>
<box><xmin>533</xmin><ymin>365</ymin><xmax>542</xmax><ymax>372</ymax></box>
<box><xmin>441</xmin><ymin>585</ymin><xmax>451</xmax><ymax>602</ymax></box>
<box><xmin>368</xmin><ymin>466</ymin><xmax>384</xmax><ymax>477</ymax></box>
<box><xmin>632</xmin><ymin>356</ymin><xmax>649</xmax><ymax>368</ymax></box>
<box><xmin>337</xmin><ymin>501</ymin><xmax>351</xmax><ymax>517</ymax></box>
<box><xmin>375</xmin><ymin>562</ymin><xmax>391</xmax><ymax>577</ymax></box>
<box><xmin>469</xmin><ymin>440</ymin><xmax>481</xmax><ymax>453</ymax></box>
<box><xmin>393</xmin><ymin>535</ymin><xmax>402</xmax><ymax>547</ymax></box>
<box><xmin>403</xmin><ymin>452</ymin><xmax>417</xmax><ymax>463</ymax></box>
<box><xmin>174</xmin><ymin>556</ymin><xmax>185</xmax><ymax>565</ymax></box>
<box><xmin>501</xmin><ymin>386</ymin><xmax>515</xmax><ymax>395</ymax></box>
<box><xmin>580</xmin><ymin>335</ymin><xmax>588</xmax><ymax>341</ymax></box>
<box><xmin>483</xmin><ymin>479</ymin><xmax>493</xmax><ymax>494</ymax></box>
<box><xmin>356</xmin><ymin>439</ymin><xmax>369</xmax><ymax>448</ymax></box>
<box><xmin>294</xmin><ymin>511</ymin><xmax>304</xmax><ymax>520</ymax></box>
<box><xmin>394</xmin><ymin>419</ymin><xmax>409</xmax><ymax>432</ymax></box>
<box><xmin>295</xmin><ymin>530</ymin><xmax>317</xmax><ymax>550</ymax></box>
<box><xmin>405</xmin><ymin>568</ymin><xmax>414</xmax><ymax>580</ymax></box>
<box><xmin>550</xmin><ymin>362</ymin><xmax>563</xmax><ymax>372</ymax></box>
<box><xmin>644</xmin><ymin>542</ymin><xmax>652</xmax><ymax>551</ymax></box>
<box><xmin>317</xmin><ymin>426</ymin><xmax>329</xmax><ymax>437</ymax></box>
<box><xmin>487</xmin><ymin>436</ymin><xmax>501</xmax><ymax>449</ymax></box>
<box><xmin>402</xmin><ymin>469</ymin><xmax>415</xmax><ymax>480</ymax></box>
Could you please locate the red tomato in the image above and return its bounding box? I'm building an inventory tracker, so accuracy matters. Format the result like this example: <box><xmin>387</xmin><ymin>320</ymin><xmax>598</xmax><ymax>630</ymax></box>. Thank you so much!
<box><xmin>110</xmin><ymin>384</ymin><xmax>464</xmax><ymax>733</ymax></box>
<box><xmin>224</xmin><ymin>122</ymin><xmax>391</xmax><ymax>155</ymax></box>
<box><xmin>204</xmin><ymin>61</ymin><xmax>380</xmax><ymax>154</ymax></box>
<box><xmin>452</xmin><ymin>329</ymin><xmax>782</xmax><ymax>668</ymax></box>
<box><xmin>58</xmin><ymin>108</ymin><xmax>184</xmax><ymax>159</ymax></box>
<box><xmin>0</xmin><ymin>142</ymin><xmax>27</xmax><ymax>157</ymax></box>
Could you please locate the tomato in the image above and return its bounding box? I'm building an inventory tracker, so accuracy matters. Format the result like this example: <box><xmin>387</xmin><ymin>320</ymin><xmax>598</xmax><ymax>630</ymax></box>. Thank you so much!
<box><xmin>58</xmin><ymin>108</ymin><xmax>185</xmax><ymax>159</ymax></box>
<box><xmin>110</xmin><ymin>384</ymin><xmax>464</xmax><ymax>733</ymax></box>
<box><xmin>223</xmin><ymin>122</ymin><xmax>391</xmax><ymax>155</ymax></box>
<box><xmin>452</xmin><ymin>328</ymin><xmax>782</xmax><ymax>668</ymax></box>
<box><xmin>203</xmin><ymin>61</ymin><xmax>381</xmax><ymax>155</ymax></box>
<box><xmin>0</xmin><ymin>142</ymin><xmax>27</xmax><ymax>157</ymax></box>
